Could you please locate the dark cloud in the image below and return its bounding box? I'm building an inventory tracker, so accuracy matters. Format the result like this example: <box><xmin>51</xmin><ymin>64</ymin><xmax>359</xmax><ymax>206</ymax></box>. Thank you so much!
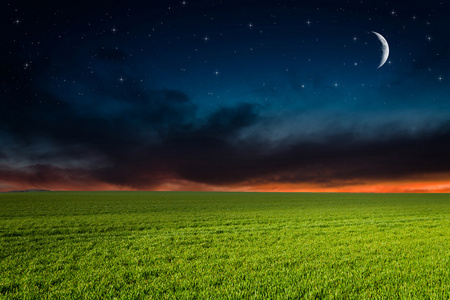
<box><xmin>0</xmin><ymin>164</ymin><xmax>92</xmax><ymax>187</ymax></box>
<box><xmin>2</xmin><ymin>72</ymin><xmax>450</xmax><ymax>190</ymax></box>
<box><xmin>0</xmin><ymin>61</ymin><xmax>262</xmax><ymax>188</ymax></box>
<box><xmin>2</xmin><ymin>38</ymin><xmax>450</xmax><ymax>190</ymax></box>
<box><xmin>160</xmin><ymin>121</ymin><xmax>450</xmax><ymax>186</ymax></box>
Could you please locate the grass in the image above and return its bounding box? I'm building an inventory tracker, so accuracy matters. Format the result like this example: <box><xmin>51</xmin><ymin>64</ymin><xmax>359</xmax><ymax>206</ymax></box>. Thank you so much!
<box><xmin>0</xmin><ymin>191</ymin><xmax>449</xmax><ymax>299</ymax></box>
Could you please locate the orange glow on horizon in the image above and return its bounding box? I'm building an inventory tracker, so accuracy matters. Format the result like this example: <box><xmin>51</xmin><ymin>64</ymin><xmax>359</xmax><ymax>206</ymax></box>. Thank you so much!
<box><xmin>2</xmin><ymin>177</ymin><xmax>450</xmax><ymax>193</ymax></box>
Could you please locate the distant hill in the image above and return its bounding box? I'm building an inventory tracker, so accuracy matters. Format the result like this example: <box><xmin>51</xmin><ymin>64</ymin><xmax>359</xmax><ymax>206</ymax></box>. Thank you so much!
<box><xmin>4</xmin><ymin>189</ymin><xmax>52</xmax><ymax>193</ymax></box>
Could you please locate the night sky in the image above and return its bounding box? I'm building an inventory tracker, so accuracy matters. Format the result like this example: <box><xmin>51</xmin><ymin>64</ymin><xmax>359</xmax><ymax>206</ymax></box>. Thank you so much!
<box><xmin>2</xmin><ymin>0</ymin><xmax>450</xmax><ymax>192</ymax></box>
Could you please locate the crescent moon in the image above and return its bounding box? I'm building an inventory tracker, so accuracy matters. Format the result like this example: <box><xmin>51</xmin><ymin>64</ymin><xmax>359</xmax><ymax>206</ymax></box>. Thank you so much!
<box><xmin>372</xmin><ymin>31</ymin><xmax>389</xmax><ymax>69</ymax></box>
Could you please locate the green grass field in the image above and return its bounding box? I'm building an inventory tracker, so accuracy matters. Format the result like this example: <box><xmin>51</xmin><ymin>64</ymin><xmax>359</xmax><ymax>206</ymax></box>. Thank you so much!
<box><xmin>1</xmin><ymin>192</ymin><xmax>449</xmax><ymax>299</ymax></box>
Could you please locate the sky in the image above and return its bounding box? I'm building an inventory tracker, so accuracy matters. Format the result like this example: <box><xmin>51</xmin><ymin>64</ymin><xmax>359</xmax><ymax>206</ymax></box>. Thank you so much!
<box><xmin>1</xmin><ymin>0</ymin><xmax>450</xmax><ymax>192</ymax></box>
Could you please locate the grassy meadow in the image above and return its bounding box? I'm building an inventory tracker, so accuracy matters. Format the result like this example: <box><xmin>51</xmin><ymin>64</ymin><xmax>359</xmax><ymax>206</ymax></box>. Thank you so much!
<box><xmin>0</xmin><ymin>192</ymin><xmax>449</xmax><ymax>299</ymax></box>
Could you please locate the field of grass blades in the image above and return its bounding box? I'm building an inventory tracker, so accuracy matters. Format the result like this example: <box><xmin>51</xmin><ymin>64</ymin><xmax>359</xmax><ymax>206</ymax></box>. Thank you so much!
<box><xmin>1</xmin><ymin>192</ymin><xmax>449</xmax><ymax>299</ymax></box>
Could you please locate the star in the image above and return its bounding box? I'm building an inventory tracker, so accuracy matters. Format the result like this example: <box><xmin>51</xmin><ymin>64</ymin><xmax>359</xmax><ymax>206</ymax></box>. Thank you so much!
<box><xmin>306</xmin><ymin>19</ymin><xmax>311</xmax><ymax>26</ymax></box>
<box><xmin>214</xmin><ymin>70</ymin><xmax>219</xmax><ymax>76</ymax></box>
<box><xmin>204</xmin><ymin>36</ymin><xmax>209</xmax><ymax>42</ymax></box>
<box><xmin>13</xmin><ymin>19</ymin><xmax>21</xmax><ymax>25</ymax></box>
<box><xmin>437</xmin><ymin>76</ymin><xmax>443</xmax><ymax>82</ymax></box>
<box><xmin>248</xmin><ymin>23</ymin><xmax>254</xmax><ymax>29</ymax></box>
<box><xmin>118</xmin><ymin>77</ymin><xmax>125</xmax><ymax>83</ymax></box>
<box><xmin>111</xmin><ymin>27</ymin><xmax>117</xmax><ymax>33</ymax></box>
<box><xmin>352</xmin><ymin>36</ymin><xmax>358</xmax><ymax>42</ymax></box>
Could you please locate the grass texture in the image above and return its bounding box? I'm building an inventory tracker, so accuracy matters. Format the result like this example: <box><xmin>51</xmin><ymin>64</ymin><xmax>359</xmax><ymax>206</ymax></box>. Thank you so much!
<box><xmin>1</xmin><ymin>192</ymin><xmax>449</xmax><ymax>299</ymax></box>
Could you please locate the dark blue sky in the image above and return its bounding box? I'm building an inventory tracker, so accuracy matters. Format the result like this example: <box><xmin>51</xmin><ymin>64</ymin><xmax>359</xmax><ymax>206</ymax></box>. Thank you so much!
<box><xmin>1</xmin><ymin>0</ymin><xmax>450</xmax><ymax>192</ymax></box>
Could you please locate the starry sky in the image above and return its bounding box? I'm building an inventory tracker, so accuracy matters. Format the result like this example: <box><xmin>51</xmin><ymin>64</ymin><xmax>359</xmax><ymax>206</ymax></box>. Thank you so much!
<box><xmin>1</xmin><ymin>0</ymin><xmax>450</xmax><ymax>192</ymax></box>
